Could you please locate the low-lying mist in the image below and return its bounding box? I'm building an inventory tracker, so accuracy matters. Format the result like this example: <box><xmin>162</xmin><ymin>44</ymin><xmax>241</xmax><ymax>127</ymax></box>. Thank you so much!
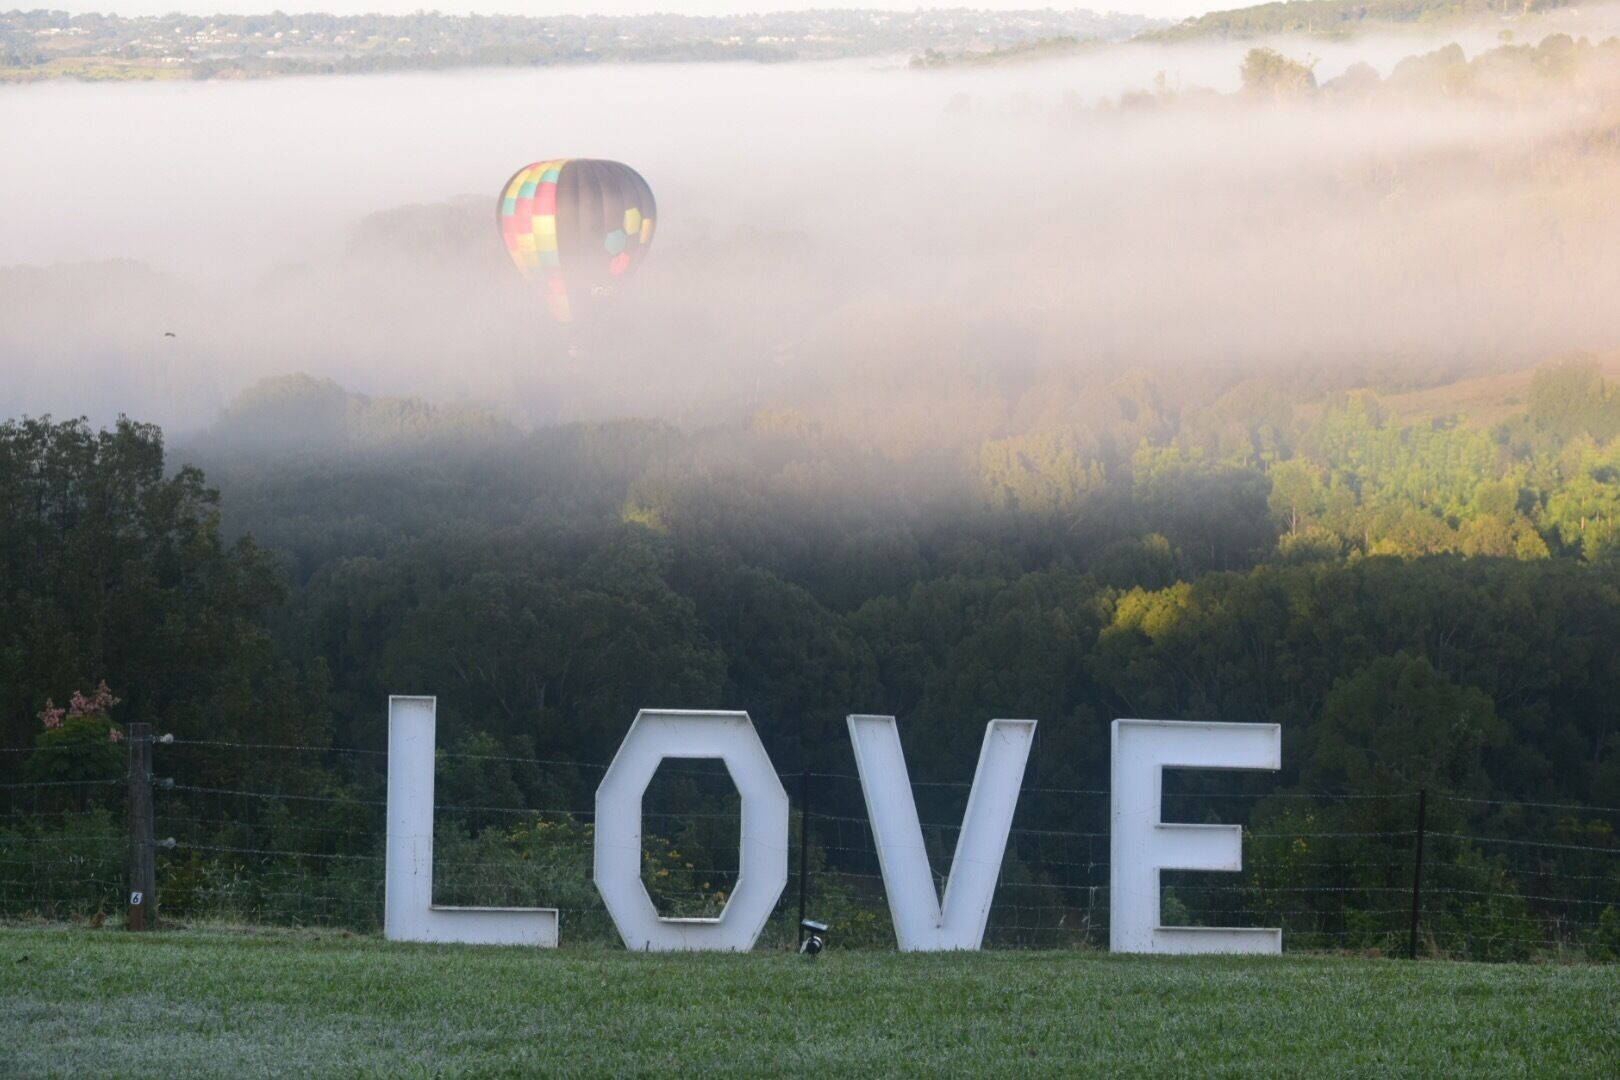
<box><xmin>6</xmin><ymin>9</ymin><xmax>1620</xmax><ymax>449</ymax></box>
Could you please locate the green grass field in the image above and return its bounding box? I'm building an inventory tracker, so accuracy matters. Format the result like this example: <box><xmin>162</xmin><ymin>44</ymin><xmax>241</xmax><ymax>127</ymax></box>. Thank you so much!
<box><xmin>1</xmin><ymin>927</ymin><xmax>1614</xmax><ymax>1077</ymax></box>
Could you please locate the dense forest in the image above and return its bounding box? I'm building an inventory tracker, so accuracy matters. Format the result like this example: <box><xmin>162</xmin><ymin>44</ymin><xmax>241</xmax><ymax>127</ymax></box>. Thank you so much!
<box><xmin>48</xmin><ymin>358</ymin><xmax>1620</xmax><ymax>801</ymax></box>
<box><xmin>4</xmin><ymin>353</ymin><xmax>1620</xmax><ymax>956</ymax></box>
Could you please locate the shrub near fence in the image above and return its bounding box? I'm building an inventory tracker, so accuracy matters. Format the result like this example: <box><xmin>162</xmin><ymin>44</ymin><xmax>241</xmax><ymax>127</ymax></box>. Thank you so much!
<box><xmin>2</xmin><ymin>731</ymin><xmax>1618</xmax><ymax>960</ymax></box>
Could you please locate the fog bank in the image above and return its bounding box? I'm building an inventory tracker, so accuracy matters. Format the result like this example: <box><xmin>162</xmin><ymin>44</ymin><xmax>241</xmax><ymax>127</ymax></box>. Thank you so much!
<box><xmin>6</xmin><ymin>18</ymin><xmax>1620</xmax><ymax>441</ymax></box>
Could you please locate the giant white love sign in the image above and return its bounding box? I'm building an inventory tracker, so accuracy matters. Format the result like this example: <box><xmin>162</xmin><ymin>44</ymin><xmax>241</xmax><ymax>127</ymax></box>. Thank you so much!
<box><xmin>383</xmin><ymin>697</ymin><xmax>1283</xmax><ymax>954</ymax></box>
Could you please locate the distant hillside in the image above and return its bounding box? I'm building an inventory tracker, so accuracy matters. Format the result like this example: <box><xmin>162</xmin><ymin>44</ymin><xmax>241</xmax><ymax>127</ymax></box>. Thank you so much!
<box><xmin>0</xmin><ymin>9</ymin><xmax>1155</xmax><ymax>82</ymax></box>
<box><xmin>1143</xmin><ymin>0</ymin><xmax>1577</xmax><ymax>43</ymax></box>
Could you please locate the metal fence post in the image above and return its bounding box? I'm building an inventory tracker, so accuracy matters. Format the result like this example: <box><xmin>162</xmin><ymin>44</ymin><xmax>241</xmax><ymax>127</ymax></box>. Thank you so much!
<box><xmin>1408</xmin><ymin>788</ymin><xmax>1427</xmax><ymax>960</ymax></box>
<box><xmin>127</xmin><ymin>722</ymin><xmax>155</xmax><ymax>931</ymax></box>
<box><xmin>796</xmin><ymin>769</ymin><xmax>811</xmax><ymax>948</ymax></box>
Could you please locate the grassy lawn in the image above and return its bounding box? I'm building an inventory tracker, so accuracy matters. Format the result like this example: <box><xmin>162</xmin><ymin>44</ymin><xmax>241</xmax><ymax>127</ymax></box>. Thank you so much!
<box><xmin>1</xmin><ymin>927</ymin><xmax>1614</xmax><ymax>1077</ymax></box>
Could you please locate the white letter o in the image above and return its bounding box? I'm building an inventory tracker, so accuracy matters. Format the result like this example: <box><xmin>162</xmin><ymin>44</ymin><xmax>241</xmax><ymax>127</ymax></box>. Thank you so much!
<box><xmin>594</xmin><ymin>710</ymin><xmax>788</xmax><ymax>951</ymax></box>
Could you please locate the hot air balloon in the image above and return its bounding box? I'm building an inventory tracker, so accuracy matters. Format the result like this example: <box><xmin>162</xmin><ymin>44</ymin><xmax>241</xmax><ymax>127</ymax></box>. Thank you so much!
<box><xmin>497</xmin><ymin>159</ymin><xmax>656</xmax><ymax>323</ymax></box>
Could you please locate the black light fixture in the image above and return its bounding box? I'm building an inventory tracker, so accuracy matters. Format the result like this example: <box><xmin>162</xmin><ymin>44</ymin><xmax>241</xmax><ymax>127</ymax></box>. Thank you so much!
<box><xmin>799</xmin><ymin>918</ymin><xmax>828</xmax><ymax>956</ymax></box>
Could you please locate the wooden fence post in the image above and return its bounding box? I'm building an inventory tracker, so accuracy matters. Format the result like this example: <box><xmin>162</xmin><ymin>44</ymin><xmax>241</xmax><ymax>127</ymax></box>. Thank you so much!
<box><xmin>1407</xmin><ymin>788</ymin><xmax>1428</xmax><ymax>959</ymax></box>
<box><xmin>127</xmin><ymin>722</ymin><xmax>155</xmax><ymax>931</ymax></box>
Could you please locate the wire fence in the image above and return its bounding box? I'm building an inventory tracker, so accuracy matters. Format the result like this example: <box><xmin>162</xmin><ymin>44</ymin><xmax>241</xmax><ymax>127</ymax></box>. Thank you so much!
<box><xmin>2</xmin><ymin>733</ymin><xmax>1617</xmax><ymax>960</ymax></box>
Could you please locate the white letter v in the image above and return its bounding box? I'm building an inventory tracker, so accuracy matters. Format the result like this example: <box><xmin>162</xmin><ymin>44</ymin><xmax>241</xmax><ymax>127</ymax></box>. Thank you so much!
<box><xmin>847</xmin><ymin>715</ymin><xmax>1035</xmax><ymax>951</ymax></box>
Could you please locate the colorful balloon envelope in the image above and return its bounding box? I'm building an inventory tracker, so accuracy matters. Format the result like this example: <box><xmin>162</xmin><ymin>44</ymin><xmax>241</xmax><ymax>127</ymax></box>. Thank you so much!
<box><xmin>497</xmin><ymin>159</ymin><xmax>656</xmax><ymax>323</ymax></box>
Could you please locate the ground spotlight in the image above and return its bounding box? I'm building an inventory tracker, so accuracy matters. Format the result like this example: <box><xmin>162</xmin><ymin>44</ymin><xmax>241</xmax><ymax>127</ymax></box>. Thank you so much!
<box><xmin>799</xmin><ymin>919</ymin><xmax>828</xmax><ymax>956</ymax></box>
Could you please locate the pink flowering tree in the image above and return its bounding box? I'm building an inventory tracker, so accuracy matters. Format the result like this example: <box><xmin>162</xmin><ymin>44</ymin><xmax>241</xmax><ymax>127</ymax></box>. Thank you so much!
<box><xmin>24</xmin><ymin>681</ymin><xmax>126</xmax><ymax>790</ymax></box>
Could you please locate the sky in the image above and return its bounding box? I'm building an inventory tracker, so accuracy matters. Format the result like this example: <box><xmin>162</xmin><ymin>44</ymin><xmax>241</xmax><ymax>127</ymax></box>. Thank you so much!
<box><xmin>48</xmin><ymin>2</ymin><xmax>1212</xmax><ymax>23</ymax></box>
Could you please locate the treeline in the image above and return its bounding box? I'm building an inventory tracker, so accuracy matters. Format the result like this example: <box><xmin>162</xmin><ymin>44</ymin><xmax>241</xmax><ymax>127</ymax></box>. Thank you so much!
<box><xmin>1145</xmin><ymin>0</ymin><xmax>1576</xmax><ymax>43</ymax></box>
<box><xmin>3</xmin><ymin>358</ymin><xmax>1619</xmax><ymax>954</ymax></box>
<box><xmin>1237</xmin><ymin>32</ymin><xmax>1620</xmax><ymax>101</ymax></box>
